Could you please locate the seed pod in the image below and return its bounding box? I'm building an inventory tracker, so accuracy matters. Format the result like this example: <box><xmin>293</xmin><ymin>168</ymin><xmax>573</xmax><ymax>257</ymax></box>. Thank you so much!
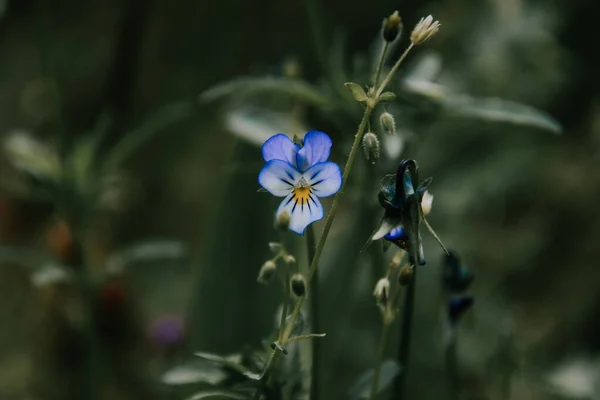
<box><xmin>362</xmin><ymin>132</ymin><xmax>380</xmax><ymax>162</ymax></box>
<box><xmin>274</xmin><ymin>211</ymin><xmax>291</xmax><ymax>231</ymax></box>
<box><xmin>291</xmin><ymin>274</ymin><xmax>307</xmax><ymax>297</ymax></box>
<box><xmin>379</xmin><ymin>112</ymin><xmax>396</xmax><ymax>136</ymax></box>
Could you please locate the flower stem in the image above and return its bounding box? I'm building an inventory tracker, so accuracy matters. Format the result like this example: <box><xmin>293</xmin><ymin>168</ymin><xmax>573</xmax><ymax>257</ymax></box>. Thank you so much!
<box><xmin>368</xmin><ymin>320</ymin><xmax>391</xmax><ymax>400</ymax></box>
<box><xmin>394</xmin><ymin>264</ymin><xmax>417</xmax><ymax>400</ymax></box>
<box><xmin>374</xmin><ymin>42</ymin><xmax>389</xmax><ymax>88</ymax></box>
<box><xmin>278</xmin><ymin>269</ymin><xmax>291</xmax><ymax>341</ymax></box>
<box><xmin>445</xmin><ymin>332</ymin><xmax>459</xmax><ymax>400</ymax></box>
<box><xmin>376</xmin><ymin>43</ymin><xmax>414</xmax><ymax>97</ymax></box>
<box><xmin>306</xmin><ymin>225</ymin><xmax>320</xmax><ymax>400</ymax></box>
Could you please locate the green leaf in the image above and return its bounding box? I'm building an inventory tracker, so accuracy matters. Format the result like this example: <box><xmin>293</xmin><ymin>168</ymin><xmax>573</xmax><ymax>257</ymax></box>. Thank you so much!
<box><xmin>344</xmin><ymin>82</ymin><xmax>367</xmax><ymax>102</ymax></box>
<box><xmin>347</xmin><ymin>360</ymin><xmax>401</xmax><ymax>399</ymax></box>
<box><xmin>161</xmin><ymin>364</ymin><xmax>228</xmax><ymax>386</ymax></box>
<box><xmin>377</xmin><ymin>92</ymin><xmax>397</xmax><ymax>103</ymax></box>
<box><xmin>103</xmin><ymin>101</ymin><xmax>194</xmax><ymax>174</ymax></box>
<box><xmin>106</xmin><ymin>239</ymin><xmax>186</xmax><ymax>272</ymax></box>
<box><xmin>186</xmin><ymin>391</ymin><xmax>247</xmax><ymax>400</ymax></box>
<box><xmin>194</xmin><ymin>352</ymin><xmax>253</xmax><ymax>377</ymax></box>
<box><xmin>199</xmin><ymin>77</ymin><xmax>329</xmax><ymax>108</ymax></box>
<box><xmin>441</xmin><ymin>95</ymin><xmax>562</xmax><ymax>134</ymax></box>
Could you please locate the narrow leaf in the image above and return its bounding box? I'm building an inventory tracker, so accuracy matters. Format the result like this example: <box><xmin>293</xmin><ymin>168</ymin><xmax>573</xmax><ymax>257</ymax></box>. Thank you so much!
<box><xmin>377</xmin><ymin>92</ymin><xmax>397</xmax><ymax>103</ymax></box>
<box><xmin>347</xmin><ymin>360</ymin><xmax>401</xmax><ymax>399</ymax></box>
<box><xmin>186</xmin><ymin>391</ymin><xmax>246</xmax><ymax>400</ymax></box>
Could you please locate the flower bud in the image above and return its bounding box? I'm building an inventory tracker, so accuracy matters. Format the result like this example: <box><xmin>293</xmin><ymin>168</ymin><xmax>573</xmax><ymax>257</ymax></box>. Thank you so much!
<box><xmin>421</xmin><ymin>191</ymin><xmax>434</xmax><ymax>216</ymax></box>
<box><xmin>283</xmin><ymin>254</ymin><xmax>296</xmax><ymax>266</ymax></box>
<box><xmin>382</xmin><ymin>11</ymin><xmax>403</xmax><ymax>43</ymax></box>
<box><xmin>290</xmin><ymin>273</ymin><xmax>306</xmax><ymax>297</ymax></box>
<box><xmin>257</xmin><ymin>260</ymin><xmax>277</xmax><ymax>285</ymax></box>
<box><xmin>410</xmin><ymin>15</ymin><xmax>440</xmax><ymax>45</ymax></box>
<box><xmin>379</xmin><ymin>112</ymin><xmax>396</xmax><ymax>135</ymax></box>
<box><xmin>398</xmin><ymin>264</ymin><xmax>414</xmax><ymax>286</ymax></box>
<box><xmin>362</xmin><ymin>132</ymin><xmax>380</xmax><ymax>162</ymax></box>
<box><xmin>373</xmin><ymin>278</ymin><xmax>390</xmax><ymax>304</ymax></box>
<box><xmin>268</xmin><ymin>242</ymin><xmax>283</xmax><ymax>254</ymax></box>
<box><xmin>274</xmin><ymin>210</ymin><xmax>291</xmax><ymax>231</ymax></box>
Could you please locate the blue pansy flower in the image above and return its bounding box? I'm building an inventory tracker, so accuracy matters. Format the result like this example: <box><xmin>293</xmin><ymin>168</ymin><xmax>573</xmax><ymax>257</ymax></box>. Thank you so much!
<box><xmin>258</xmin><ymin>131</ymin><xmax>342</xmax><ymax>235</ymax></box>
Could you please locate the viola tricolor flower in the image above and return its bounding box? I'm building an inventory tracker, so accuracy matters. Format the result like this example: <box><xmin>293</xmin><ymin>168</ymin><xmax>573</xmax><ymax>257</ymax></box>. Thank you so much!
<box><xmin>258</xmin><ymin>131</ymin><xmax>342</xmax><ymax>235</ymax></box>
<box><xmin>371</xmin><ymin>159</ymin><xmax>434</xmax><ymax>265</ymax></box>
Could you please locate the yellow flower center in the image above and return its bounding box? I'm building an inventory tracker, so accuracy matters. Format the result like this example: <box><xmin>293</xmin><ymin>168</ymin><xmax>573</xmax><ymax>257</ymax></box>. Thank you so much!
<box><xmin>293</xmin><ymin>186</ymin><xmax>311</xmax><ymax>203</ymax></box>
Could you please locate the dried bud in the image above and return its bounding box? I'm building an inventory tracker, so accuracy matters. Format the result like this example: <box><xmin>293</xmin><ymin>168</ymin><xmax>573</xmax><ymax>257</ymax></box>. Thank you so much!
<box><xmin>268</xmin><ymin>242</ymin><xmax>283</xmax><ymax>254</ymax></box>
<box><xmin>398</xmin><ymin>264</ymin><xmax>414</xmax><ymax>286</ymax></box>
<box><xmin>421</xmin><ymin>191</ymin><xmax>434</xmax><ymax>216</ymax></box>
<box><xmin>373</xmin><ymin>278</ymin><xmax>390</xmax><ymax>304</ymax></box>
<box><xmin>410</xmin><ymin>15</ymin><xmax>440</xmax><ymax>45</ymax></box>
<box><xmin>382</xmin><ymin>11</ymin><xmax>403</xmax><ymax>43</ymax></box>
<box><xmin>362</xmin><ymin>132</ymin><xmax>380</xmax><ymax>162</ymax></box>
<box><xmin>380</xmin><ymin>112</ymin><xmax>396</xmax><ymax>135</ymax></box>
<box><xmin>257</xmin><ymin>260</ymin><xmax>277</xmax><ymax>285</ymax></box>
<box><xmin>290</xmin><ymin>274</ymin><xmax>307</xmax><ymax>297</ymax></box>
<box><xmin>274</xmin><ymin>211</ymin><xmax>291</xmax><ymax>231</ymax></box>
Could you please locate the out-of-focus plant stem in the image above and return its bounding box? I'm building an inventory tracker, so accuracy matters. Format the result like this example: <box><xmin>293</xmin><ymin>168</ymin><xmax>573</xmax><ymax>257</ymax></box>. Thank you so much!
<box><xmin>369</xmin><ymin>320</ymin><xmax>391</xmax><ymax>399</ymax></box>
<box><xmin>306</xmin><ymin>225</ymin><xmax>320</xmax><ymax>400</ymax></box>
<box><xmin>394</xmin><ymin>265</ymin><xmax>416</xmax><ymax>400</ymax></box>
<box><xmin>445</xmin><ymin>333</ymin><xmax>459</xmax><ymax>400</ymax></box>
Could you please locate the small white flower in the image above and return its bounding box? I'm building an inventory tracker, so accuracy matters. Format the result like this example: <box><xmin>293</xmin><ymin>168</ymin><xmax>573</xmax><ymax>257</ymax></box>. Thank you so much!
<box><xmin>411</xmin><ymin>15</ymin><xmax>441</xmax><ymax>45</ymax></box>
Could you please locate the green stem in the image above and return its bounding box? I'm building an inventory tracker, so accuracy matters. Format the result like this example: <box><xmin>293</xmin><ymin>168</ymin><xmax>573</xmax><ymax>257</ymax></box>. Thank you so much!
<box><xmin>374</xmin><ymin>42</ymin><xmax>389</xmax><ymax>88</ymax></box>
<box><xmin>445</xmin><ymin>333</ymin><xmax>459</xmax><ymax>400</ymax></box>
<box><xmin>278</xmin><ymin>269</ymin><xmax>291</xmax><ymax>341</ymax></box>
<box><xmin>369</xmin><ymin>321</ymin><xmax>391</xmax><ymax>400</ymax></box>
<box><xmin>306</xmin><ymin>225</ymin><xmax>320</xmax><ymax>400</ymax></box>
<box><xmin>376</xmin><ymin>43</ymin><xmax>414</xmax><ymax>98</ymax></box>
<box><xmin>394</xmin><ymin>264</ymin><xmax>417</xmax><ymax>400</ymax></box>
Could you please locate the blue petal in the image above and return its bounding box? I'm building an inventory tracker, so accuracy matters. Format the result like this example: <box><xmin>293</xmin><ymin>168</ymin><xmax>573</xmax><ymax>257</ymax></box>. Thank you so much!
<box><xmin>258</xmin><ymin>160</ymin><xmax>301</xmax><ymax>197</ymax></box>
<box><xmin>403</xmin><ymin>171</ymin><xmax>415</xmax><ymax>196</ymax></box>
<box><xmin>304</xmin><ymin>161</ymin><xmax>342</xmax><ymax>198</ymax></box>
<box><xmin>296</xmin><ymin>130</ymin><xmax>332</xmax><ymax>172</ymax></box>
<box><xmin>262</xmin><ymin>134</ymin><xmax>300</xmax><ymax>167</ymax></box>
<box><xmin>276</xmin><ymin>191</ymin><xmax>324</xmax><ymax>235</ymax></box>
<box><xmin>385</xmin><ymin>226</ymin><xmax>407</xmax><ymax>240</ymax></box>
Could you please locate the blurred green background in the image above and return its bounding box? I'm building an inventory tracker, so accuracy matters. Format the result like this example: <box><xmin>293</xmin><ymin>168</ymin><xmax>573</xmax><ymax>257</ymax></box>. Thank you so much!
<box><xmin>0</xmin><ymin>0</ymin><xmax>599</xmax><ymax>399</ymax></box>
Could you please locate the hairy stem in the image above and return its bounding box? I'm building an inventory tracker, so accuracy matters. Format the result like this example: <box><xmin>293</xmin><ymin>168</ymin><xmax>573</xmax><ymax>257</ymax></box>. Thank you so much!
<box><xmin>374</xmin><ymin>42</ymin><xmax>389</xmax><ymax>88</ymax></box>
<box><xmin>369</xmin><ymin>320</ymin><xmax>391</xmax><ymax>400</ymax></box>
<box><xmin>376</xmin><ymin>43</ymin><xmax>414</xmax><ymax>97</ymax></box>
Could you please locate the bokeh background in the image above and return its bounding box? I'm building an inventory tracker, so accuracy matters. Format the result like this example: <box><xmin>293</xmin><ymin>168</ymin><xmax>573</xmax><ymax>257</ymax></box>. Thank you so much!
<box><xmin>0</xmin><ymin>0</ymin><xmax>599</xmax><ymax>399</ymax></box>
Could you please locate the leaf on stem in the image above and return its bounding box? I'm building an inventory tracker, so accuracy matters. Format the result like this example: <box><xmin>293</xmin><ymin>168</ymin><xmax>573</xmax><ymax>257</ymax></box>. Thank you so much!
<box><xmin>344</xmin><ymin>82</ymin><xmax>368</xmax><ymax>102</ymax></box>
<box><xmin>347</xmin><ymin>360</ymin><xmax>401</xmax><ymax>399</ymax></box>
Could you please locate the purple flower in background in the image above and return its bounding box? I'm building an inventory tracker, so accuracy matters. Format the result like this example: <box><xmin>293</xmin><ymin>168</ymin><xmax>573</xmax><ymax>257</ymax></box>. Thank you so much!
<box><xmin>258</xmin><ymin>131</ymin><xmax>342</xmax><ymax>235</ymax></box>
<box><xmin>148</xmin><ymin>315</ymin><xmax>185</xmax><ymax>349</ymax></box>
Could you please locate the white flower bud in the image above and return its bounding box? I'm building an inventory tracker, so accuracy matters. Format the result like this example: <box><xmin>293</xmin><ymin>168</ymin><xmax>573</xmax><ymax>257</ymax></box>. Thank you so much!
<box><xmin>373</xmin><ymin>278</ymin><xmax>390</xmax><ymax>304</ymax></box>
<box><xmin>268</xmin><ymin>242</ymin><xmax>283</xmax><ymax>254</ymax></box>
<box><xmin>362</xmin><ymin>132</ymin><xmax>380</xmax><ymax>162</ymax></box>
<box><xmin>283</xmin><ymin>254</ymin><xmax>296</xmax><ymax>266</ymax></box>
<box><xmin>410</xmin><ymin>15</ymin><xmax>440</xmax><ymax>45</ymax></box>
<box><xmin>421</xmin><ymin>191</ymin><xmax>434</xmax><ymax>216</ymax></box>
<box><xmin>379</xmin><ymin>112</ymin><xmax>396</xmax><ymax>136</ymax></box>
<box><xmin>257</xmin><ymin>260</ymin><xmax>277</xmax><ymax>285</ymax></box>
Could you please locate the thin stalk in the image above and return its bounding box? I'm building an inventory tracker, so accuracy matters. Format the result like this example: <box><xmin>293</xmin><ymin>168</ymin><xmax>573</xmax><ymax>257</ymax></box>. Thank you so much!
<box><xmin>445</xmin><ymin>332</ymin><xmax>459</xmax><ymax>400</ymax></box>
<box><xmin>278</xmin><ymin>269</ymin><xmax>291</xmax><ymax>340</ymax></box>
<box><xmin>374</xmin><ymin>42</ymin><xmax>389</xmax><ymax>88</ymax></box>
<box><xmin>376</xmin><ymin>43</ymin><xmax>414</xmax><ymax>98</ymax></box>
<box><xmin>307</xmin><ymin>225</ymin><xmax>320</xmax><ymax>400</ymax></box>
<box><xmin>368</xmin><ymin>321</ymin><xmax>391</xmax><ymax>400</ymax></box>
<box><xmin>394</xmin><ymin>265</ymin><xmax>417</xmax><ymax>400</ymax></box>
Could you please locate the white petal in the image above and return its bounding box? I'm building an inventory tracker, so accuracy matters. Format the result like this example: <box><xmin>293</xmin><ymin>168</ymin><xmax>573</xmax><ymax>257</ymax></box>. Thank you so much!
<box><xmin>258</xmin><ymin>160</ymin><xmax>301</xmax><ymax>197</ymax></box>
<box><xmin>421</xmin><ymin>191</ymin><xmax>434</xmax><ymax>215</ymax></box>
<box><xmin>276</xmin><ymin>191</ymin><xmax>324</xmax><ymax>235</ymax></box>
<box><xmin>372</xmin><ymin>219</ymin><xmax>398</xmax><ymax>241</ymax></box>
<box><xmin>304</xmin><ymin>161</ymin><xmax>342</xmax><ymax>198</ymax></box>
